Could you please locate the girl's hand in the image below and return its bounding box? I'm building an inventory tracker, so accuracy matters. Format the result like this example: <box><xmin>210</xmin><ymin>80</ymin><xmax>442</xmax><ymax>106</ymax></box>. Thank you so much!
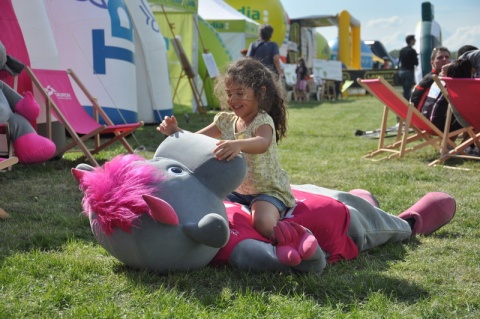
<box><xmin>156</xmin><ymin>115</ymin><xmax>180</xmax><ymax>135</ymax></box>
<box><xmin>213</xmin><ymin>140</ymin><xmax>242</xmax><ymax>161</ymax></box>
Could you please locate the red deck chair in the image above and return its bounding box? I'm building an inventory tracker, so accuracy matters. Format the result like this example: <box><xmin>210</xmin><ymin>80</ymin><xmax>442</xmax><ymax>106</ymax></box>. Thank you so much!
<box><xmin>25</xmin><ymin>67</ymin><xmax>143</xmax><ymax>166</ymax></box>
<box><xmin>357</xmin><ymin>77</ymin><xmax>465</xmax><ymax>161</ymax></box>
<box><xmin>429</xmin><ymin>75</ymin><xmax>480</xmax><ymax>166</ymax></box>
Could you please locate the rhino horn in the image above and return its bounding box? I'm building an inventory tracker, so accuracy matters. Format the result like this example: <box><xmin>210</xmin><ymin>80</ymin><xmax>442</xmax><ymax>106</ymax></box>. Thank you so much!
<box><xmin>142</xmin><ymin>194</ymin><xmax>180</xmax><ymax>226</ymax></box>
<box><xmin>183</xmin><ymin>213</ymin><xmax>230</xmax><ymax>248</ymax></box>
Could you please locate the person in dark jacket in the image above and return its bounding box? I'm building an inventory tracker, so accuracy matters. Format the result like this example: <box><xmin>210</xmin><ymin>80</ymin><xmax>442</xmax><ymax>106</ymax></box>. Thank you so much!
<box><xmin>410</xmin><ymin>47</ymin><xmax>451</xmax><ymax>110</ymax></box>
<box><xmin>398</xmin><ymin>35</ymin><xmax>418</xmax><ymax>100</ymax></box>
<box><xmin>247</xmin><ymin>24</ymin><xmax>283</xmax><ymax>77</ymax></box>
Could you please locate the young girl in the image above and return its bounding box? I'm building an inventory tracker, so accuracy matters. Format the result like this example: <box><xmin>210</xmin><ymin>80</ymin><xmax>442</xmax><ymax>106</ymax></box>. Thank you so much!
<box><xmin>295</xmin><ymin>58</ymin><xmax>308</xmax><ymax>102</ymax></box>
<box><xmin>157</xmin><ymin>58</ymin><xmax>295</xmax><ymax>240</ymax></box>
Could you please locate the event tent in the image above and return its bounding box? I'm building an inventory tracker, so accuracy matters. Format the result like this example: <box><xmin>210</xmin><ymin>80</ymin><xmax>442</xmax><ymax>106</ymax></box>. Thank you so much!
<box><xmin>225</xmin><ymin>0</ymin><xmax>290</xmax><ymax>60</ymax></box>
<box><xmin>125</xmin><ymin>0</ymin><xmax>173</xmax><ymax>123</ymax></box>
<box><xmin>150</xmin><ymin>0</ymin><xmax>202</xmax><ymax>111</ymax></box>
<box><xmin>197</xmin><ymin>16</ymin><xmax>232</xmax><ymax>109</ymax></box>
<box><xmin>1</xmin><ymin>0</ymin><xmax>173</xmax><ymax>125</ymax></box>
<box><xmin>198</xmin><ymin>0</ymin><xmax>259</xmax><ymax>60</ymax></box>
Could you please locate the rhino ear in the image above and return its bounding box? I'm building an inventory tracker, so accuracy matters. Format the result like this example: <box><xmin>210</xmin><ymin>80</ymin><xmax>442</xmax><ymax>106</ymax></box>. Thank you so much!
<box><xmin>71</xmin><ymin>168</ymin><xmax>88</xmax><ymax>183</ymax></box>
<box><xmin>71</xmin><ymin>163</ymin><xmax>96</xmax><ymax>183</ymax></box>
<box><xmin>142</xmin><ymin>194</ymin><xmax>179</xmax><ymax>226</ymax></box>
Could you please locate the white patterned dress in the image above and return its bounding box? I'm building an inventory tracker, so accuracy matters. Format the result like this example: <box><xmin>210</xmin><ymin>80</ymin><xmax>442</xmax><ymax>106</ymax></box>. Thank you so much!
<box><xmin>214</xmin><ymin>111</ymin><xmax>295</xmax><ymax>208</ymax></box>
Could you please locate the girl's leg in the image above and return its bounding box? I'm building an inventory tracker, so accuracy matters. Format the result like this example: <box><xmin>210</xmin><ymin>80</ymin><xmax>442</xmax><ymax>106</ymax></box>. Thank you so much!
<box><xmin>251</xmin><ymin>200</ymin><xmax>280</xmax><ymax>239</ymax></box>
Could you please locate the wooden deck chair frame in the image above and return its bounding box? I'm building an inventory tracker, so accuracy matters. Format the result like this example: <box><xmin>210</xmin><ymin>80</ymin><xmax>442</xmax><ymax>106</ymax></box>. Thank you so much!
<box><xmin>1</xmin><ymin>74</ymin><xmax>19</xmax><ymax>171</ymax></box>
<box><xmin>0</xmin><ymin>123</ymin><xmax>14</xmax><ymax>170</ymax></box>
<box><xmin>0</xmin><ymin>156</ymin><xmax>18</xmax><ymax>171</ymax></box>
<box><xmin>357</xmin><ymin>77</ymin><xmax>465</xmax><ymax>161</ymax></box>
<box><xmin>428</xmin><ymin>75</ymin><xmax>480</xmax><ymax>166</ymax></box>
<box><xmin>25</xmin><ymin>67</ymin><xmax>143</xmax><ymax>166</ymax></box>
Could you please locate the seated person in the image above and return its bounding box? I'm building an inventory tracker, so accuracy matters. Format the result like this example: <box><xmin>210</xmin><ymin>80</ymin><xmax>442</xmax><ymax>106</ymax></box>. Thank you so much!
<box><xmin>421</xmin><ymin>59</ymin><xmax>473</xmax><ymax>133</ymax></box>
<box><xmin>459</xmin><ymin>48</ymin><xmax>480</xmax><ymax>78</ymax></box>
<box><xmin>442</xmin><ymin>45</ymin><xmax>478</xmax><ymax>77</ymax></box>
<box><xmin>410</xmin><ymin>47</ymin><xmax>451</xmax><ymax>110</ymax></box>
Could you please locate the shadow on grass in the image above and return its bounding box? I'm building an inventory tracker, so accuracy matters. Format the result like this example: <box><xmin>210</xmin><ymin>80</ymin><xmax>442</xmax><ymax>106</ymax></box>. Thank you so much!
<box><xmin>422</xmin><ymin>155</ymin><xmax>480</xmax><ymax>169</ymax></box>
<box><xmin>289</xmin><ymin>98</ymin><xmax>358</xmax><ymax>110</ymax></box>
<box><xmin>0</xmin><ymin>156</ymin><xmax>98</xmax><ymax>262</ymax></box>
<box><xmin>115</xmin><ymin>238</ymin><xmax>428</xmax><ymax>308</ymax></box>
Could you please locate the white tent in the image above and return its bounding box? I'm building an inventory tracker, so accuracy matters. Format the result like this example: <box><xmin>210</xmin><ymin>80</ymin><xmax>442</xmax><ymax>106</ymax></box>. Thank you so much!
<box><xmin>125</xmin><ymin>0</ymin><xmax>173</xmax><ymax>123</ymax></box>
<box><xmin>198</xmin><ymin>0</ymin><xmax>259</xmax><ymax>60</ymax></box>
<box><xmin>42</xmin><ymin>0</ymin><xmax>138</xmax><ymax>125</ymax></box>
<box><xmin>151</xmin><ymin>0</ymin><xmax>201</xmax><ymax>111</ymax></box>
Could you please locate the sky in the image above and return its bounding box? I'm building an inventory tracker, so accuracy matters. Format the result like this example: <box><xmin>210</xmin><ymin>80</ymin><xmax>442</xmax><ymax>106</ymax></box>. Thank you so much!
<box><xmin>279</xmin><ymin>0</ymin><xmax>480</xmax><ymax>52</ymax></box>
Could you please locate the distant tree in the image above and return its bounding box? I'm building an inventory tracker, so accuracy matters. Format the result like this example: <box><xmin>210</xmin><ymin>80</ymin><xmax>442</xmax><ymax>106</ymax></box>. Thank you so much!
<box><xmin>389</xmin><ymin>50</ymin><xmax>399</xmax><ymax>59</ymax></box>
<box><xmin>390</xmin><ymin>50</ymin><xmax>459</xmax><ymax>60</ymax></box>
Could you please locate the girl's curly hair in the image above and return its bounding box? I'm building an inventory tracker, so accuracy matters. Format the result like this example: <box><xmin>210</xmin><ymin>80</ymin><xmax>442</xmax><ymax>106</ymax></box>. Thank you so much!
<box><xmin>214</xmin><ymin>58</ymin><xmax>289</xmax><ymax>143</ymax></box>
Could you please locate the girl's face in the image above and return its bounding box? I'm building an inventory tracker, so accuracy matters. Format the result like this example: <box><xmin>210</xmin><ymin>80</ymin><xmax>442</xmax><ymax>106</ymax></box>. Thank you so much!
<box><xmin>225</xmin><ymin>82</ymin><xmax>261</xmax><ymax>119</ymax></box>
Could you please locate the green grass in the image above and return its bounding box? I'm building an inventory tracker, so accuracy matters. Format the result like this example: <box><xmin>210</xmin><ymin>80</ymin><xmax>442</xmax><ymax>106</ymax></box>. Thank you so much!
<box><xmin>1</xmin><ymin>96</ymin><xmax>480</xmax><ymax>318</ymax></box>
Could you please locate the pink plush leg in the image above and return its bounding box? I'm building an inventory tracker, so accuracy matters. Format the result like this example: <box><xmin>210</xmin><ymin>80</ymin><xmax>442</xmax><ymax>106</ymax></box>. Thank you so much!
<box><xmin>398</xmin><ymin>192</ymin><xmax>456</xmax><ymax>235</ymax></box>
<box><xmin>289</xmin><ymin>221</ymin><xmax>317</xmax><ymax>259</ymax></box>
<box><xmin>15</xmin><ymin>92</ymin><xmax>40</xmax><ymax>126</ymax></box>
<box><xmin>13</xmin><ymin>132</ymin><xmax>56</xmax><ymax>164</ymax></box>
<box><xmin>273</xmin><ymin>221</ymin><xmax>318</xmax><ymax>266</ymax></box>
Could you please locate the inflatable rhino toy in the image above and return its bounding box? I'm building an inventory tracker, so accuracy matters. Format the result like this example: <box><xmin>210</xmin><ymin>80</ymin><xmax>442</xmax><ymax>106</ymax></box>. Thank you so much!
<box><xmin>73</xmin><ymin>131</ymin><xmax>246</xmax><ymax>273</ymax></box>
<box><xmin>73</xmin><ymin>131</ymin><xmax>456</xmax><ymax>274</ymax></box>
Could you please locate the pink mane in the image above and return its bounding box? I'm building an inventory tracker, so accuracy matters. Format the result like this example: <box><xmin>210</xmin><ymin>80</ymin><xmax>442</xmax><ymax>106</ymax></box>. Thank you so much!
<box><xmin>78</xmin><ymin>154</ymin><xmax>164</xmax><ymax>235</ymax></box>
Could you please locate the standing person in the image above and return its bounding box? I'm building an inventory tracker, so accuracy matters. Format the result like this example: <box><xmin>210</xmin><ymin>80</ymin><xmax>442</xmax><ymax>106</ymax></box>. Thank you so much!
<box><xmin>410</xmin><ymin>47</ymin><xmax>451</xmax><ymax>110</ymax></box>
<box><xmin>382</xmin><ymin>57</ymin><xmax>391</xmax><ymax>69</ymax></box>
<box><xmin>295</xmin><ymin>58</ymin><xmax>308</xmax><ymax>102</ymax></box>
<box><xmin>157</xmin><ymin>58</ymin><xmax>296</xmax><ymax>242</ymax></box>
<box><xmin>247</xmin><ymin>24</ymin><xmax>283</xmax><ymax>78</ymax></box>
<box><xmin>398</xmin><ymin>34</ymin><xmax>418</xmax><ymax>100</ymax></box>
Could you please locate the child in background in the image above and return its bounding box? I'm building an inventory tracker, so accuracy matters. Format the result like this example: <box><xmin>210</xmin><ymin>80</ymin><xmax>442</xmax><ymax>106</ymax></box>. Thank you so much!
<box><xmin>157</xmin><ymin>58</ymin><xmax>296</xmax><ymax>241</ymax></box>
<box><xmin>295</xmin><ymin>58</ymin><xmax>308</xmax><ymax>102</ymax></box>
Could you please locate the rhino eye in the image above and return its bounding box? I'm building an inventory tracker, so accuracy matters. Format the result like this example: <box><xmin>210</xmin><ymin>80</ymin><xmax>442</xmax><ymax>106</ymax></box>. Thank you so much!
<box><xmin>168</xmin><ymin>166</ymin><xmax>185</xmax><ymax>175</ymax></box>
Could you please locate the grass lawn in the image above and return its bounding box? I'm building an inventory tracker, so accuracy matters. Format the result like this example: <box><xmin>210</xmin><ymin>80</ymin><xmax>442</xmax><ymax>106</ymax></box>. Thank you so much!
<box><xmin>1</xmin><ymin>95</ymin><xmax>479</xmax><ymax>318</ymax></box>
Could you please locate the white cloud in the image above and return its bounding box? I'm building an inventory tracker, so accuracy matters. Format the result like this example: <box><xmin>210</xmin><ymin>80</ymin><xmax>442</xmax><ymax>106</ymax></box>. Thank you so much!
<box><xmin>366</xmin><ymin>16</ymin><xmax>403</xmax><ymax>28</ymax></box>
<box><xmin>443</xmin><ymin>25</ymin><xmax>480</xmax><ymax>52</ymax></box>
<box><xmin>362</xmin><ymin>17</ymin><xmax>408</xmax><ymax>50</ymax></box>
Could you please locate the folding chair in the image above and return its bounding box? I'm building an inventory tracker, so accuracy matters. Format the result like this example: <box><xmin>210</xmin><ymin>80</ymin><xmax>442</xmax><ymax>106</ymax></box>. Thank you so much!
<box><xmin>428</xmin><ymin>75</ymin><xmax>480</xmax><ymax>166</ymax></box>
<box><xmin>357</xmin><ymin>77</ymin><xmax>465</xmax><ymax>161</ymax></box>
<box><xmin>283</xmin><ymin>64</ymin><xmax>297</xmax><ymax>102</ymax></box>
<box><xmin>25</xmin><ymin>67</ymin><xmax>143</xmax><ymax>166</ymax></box>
